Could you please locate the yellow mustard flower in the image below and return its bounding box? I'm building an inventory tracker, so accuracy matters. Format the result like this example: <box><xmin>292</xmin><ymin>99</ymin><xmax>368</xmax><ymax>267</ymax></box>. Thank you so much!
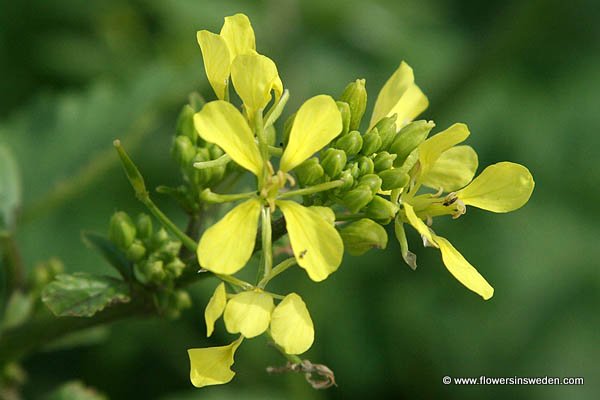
<box><xmin>196</xmin><ymin>13</ymin><xmax>282</xmax><ymax>115</ymax></box>
<box><xmin>194</xmin><ymin>94</ymin><xmax>344</xmax><ymax>282</ymax></box>
<box><xmin>395</xmin><ymin>123</ymin><xmax>534</xmax><ymax>299</ymax></box>
<box><xmin>369</xmin><ymin>61</ymin><xmax>429</xmax><ymax>131</ymax></box>
<box><xmin>188</xmin><ymin>336</ymin><xmax>243</xmax><ymax>387</ymax></box>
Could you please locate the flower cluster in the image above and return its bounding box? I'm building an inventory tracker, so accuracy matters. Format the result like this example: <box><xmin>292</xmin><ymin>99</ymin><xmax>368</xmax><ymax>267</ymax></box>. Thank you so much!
<box><xmin>186</xmin><ymin>13</ymin><xmax>534</xmax><ymax>388</ymax></box>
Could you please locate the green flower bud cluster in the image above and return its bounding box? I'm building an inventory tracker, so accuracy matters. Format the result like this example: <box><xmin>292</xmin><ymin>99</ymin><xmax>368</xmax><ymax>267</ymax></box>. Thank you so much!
<box><xmin>293</xmin><ymin>79</ymin><xmax>434</xmax><ymax>225</ymax></box>
<box><xmin>172</xmin><ymin>103</ymin><xmax>228</xmax><ymax>189</ymax></box>
<box><xmin>109</xmin><ymin>212</ymin><xmax>186</xmax><ymax>288</ymax></box>
<box><xmin>28</xmin><ymin>257</ymin><xmax>64</xmax><ymax>295</ymax></box>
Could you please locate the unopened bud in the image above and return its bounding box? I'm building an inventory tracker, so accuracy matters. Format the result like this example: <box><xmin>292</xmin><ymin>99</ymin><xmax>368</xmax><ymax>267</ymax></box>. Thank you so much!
<box><xmin>365</xmin><ymin>196</ymin><xmax>399</xmax><ymax>223</ymax></box>
<box><xmin>389</xmin><ymin>120</ymin><xmax>435</xmax><ymax>166</ymax></box>
<box><xmin>340</xmin><ymin>79</ymin><xmax>367</xmax><ymax>130</ymax></box>
<box><xmin>373</xmin><ymin>151</ymin><xmax>397</xmax><ymax>172</ymax></box>
<box><xmin>175</xmin><ymin>105</ymin><xmax>197</xmax><ymax>142</ymax></box>
<box><xmin>335</xmin><ymin>130</ymin><xmax>363</xmax><ymax>156</ymax></box>
<box><xmin>126</xmin><ymin>240</ymin><xmax>146</xmax><ymax>262</ymax></box>
<box><xmin>171</xmin><ymin>136</ymin><xmax>196</xmax><ymax>168</ymax></box>
<box><xmin>321</xmin><ymin>148</ymin><xmax>347</xmax><ymax>179</ymax></box>
<box><xmin>136</xmin><ymin>214</ymin><xmax>153</xmax><ymax>239</ymax></box>
<box><xmin>339</xmin><ymin>169</ymin><xmax>354</xmax><ymax>191</ymax></box>
<box><xmin>339</xmin><ymin>218</ymin><xmax>388</xmax><ymax>256</ymax></box>
<box><xmin>341</xmin><ymin>185</ymin><xmax>373</xmax><ymax>213</ymax></box>
<box><xmin>336</xmin><ymin>101</ymin><xmax>351</xmax><ymax>135</ymax></box>
<box><xmin>166</xmin><ymin>258</ymin><xmax>186</xmax><ymax>278</ymax></box>
<box><xmin>374</xmin><ymin>115</ymin><xmax>398</xmax><ymax>150</ymax></box>
<box><xmin>358</xmin><ymin>174</ymin><xmax>382</xmax><ymax>195</ymax></box>
<box><xmin>360</xmin><ymin>129</ymin><xmax>382</xmax><ymax>155</ymax></box>
<box><xmin>295</xmin><ymin>157</ymin><xmax>324</xmax><ymax>186</ymax></box>
<box><xmin>173</xmin><ymin>289</ymin><xmax>192</xmax><ymax>309</ymax></box>
<box><xmin>378</xmin><ymin>168</ymin><xmax>410</xmax><ymax>191</ymax></box>
<box><xmin>356</xmin><ymin>156</ymin><xmax>374</xmax><ymax>176</ymax></box>
<box><xmin>109</xmin><ymin>212</ymin><xmax>137</xmax><ymax>250</ymax></box>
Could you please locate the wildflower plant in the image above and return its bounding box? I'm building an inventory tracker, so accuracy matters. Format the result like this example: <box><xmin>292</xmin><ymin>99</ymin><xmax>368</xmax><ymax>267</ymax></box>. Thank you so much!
<box><xmin>0</xmin><ymin>12</ymin><xmax>534</xmax><ymax>393</ymax></box>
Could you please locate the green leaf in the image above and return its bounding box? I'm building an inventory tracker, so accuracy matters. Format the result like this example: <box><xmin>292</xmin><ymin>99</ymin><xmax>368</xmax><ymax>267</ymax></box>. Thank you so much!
<box><xmin>46</xmin><ymin>381</ymin><xmax>107</xmax><ymax>400</ymax></box>
<box><xmin>42</xmin><ymin>273</ymin><xmax>130</xmax><ymax>317</ymax></box>
<box><xmin>81</xmin><ymin>231</ymin><xmax>132</xmax><ymax>280</ymax></box>
<box><xmin>0</xmin><ymin>144</ymin><xmax>21</xmax><ymax>232</ymax></box>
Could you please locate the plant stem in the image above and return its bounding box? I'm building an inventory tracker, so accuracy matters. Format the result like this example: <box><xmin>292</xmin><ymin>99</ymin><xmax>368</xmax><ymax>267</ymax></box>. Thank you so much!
<box><xmin>140</xmin><ymin>197</ymin><xmax>197</xmax><ymax>252</ymax></box>
<box><xmin>261</xmin><ymin>207</ymin><xmax>273</xmax><ymax>283</ymax></box>
<box><xmin>258</xmin><ymin>258</ymin><xmax>296</xmax><ymax>288</ymax></box>
<box><xmin>199</xmin><ymin>189</ymin><xmax>256</xmax><ymax>204</ymax></box>
<box><xmin>0</xmin><ymin>233</ymin><xmax>25</xmax><ymax>290</ymax></box>
<box><xmin>277</xmin><ymin>180</ymin><xmax>344</xmax><ymax>199</ymax></box>
<box><xmin>193</xmin><ymin>154</ymin><xmax>231</xmax><ymax>170</ymax></box>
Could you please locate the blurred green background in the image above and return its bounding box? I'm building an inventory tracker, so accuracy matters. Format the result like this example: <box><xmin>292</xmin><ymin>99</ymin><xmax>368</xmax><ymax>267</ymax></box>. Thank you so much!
<box><xmin>1</xmin><ymin>0</ymin><xmax>599</xmax><ymax>398</ymax></box>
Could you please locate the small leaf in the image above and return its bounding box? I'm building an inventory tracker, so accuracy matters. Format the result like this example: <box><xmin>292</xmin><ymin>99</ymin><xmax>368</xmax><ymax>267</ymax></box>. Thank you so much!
<box><xmin>42</xmin><ymin>273</ymin><xmax>130</xmax><ymax>317</ymax></box>
<box><xmin>46</xmin><ymin>381</ymin><xmax>107</xmax><ymax>400</ymax></box>
<box><xmin>81</xmin><ymin>231</ymin><xmax>132</xmax><ymax>280</ymax></box>
<box><xmin>0</xmin><ymin>144</ymin><xmax>22</xmax><ymax>232</ymax></box>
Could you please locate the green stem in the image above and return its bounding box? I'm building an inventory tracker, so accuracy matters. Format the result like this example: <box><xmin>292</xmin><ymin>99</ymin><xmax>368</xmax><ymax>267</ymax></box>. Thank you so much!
<box><xmin>0</xmin><ymin>233</ymin><xmax>25</xmax><ymax>290</ymax></box>
<box><xmin>264</xmin><ymin>89</ymin><xmax>289</xmax><ymax>129</ymax></box>
<box><xmin>268</xmin><ymin>145</ymin><xmax>283</xmax><ymax>156</ymax></box>
<box><xmin>278</xmin><ymin>180</ymin><xmax>344</xmax><ymax>199</ymax></box>
<box><xmin>255</xmin><ymin>110</ymin><xmax>269</xmax><ymax>188</ymax></box>
<box><xmin>261</xmin><ymin>206</ymin><xmax>273</xmax><ymax>283</ymax></box>
<box><xmin>258</xmin><ymin>257</ymin><xmax>296</xmax><ymax>288</ymax></box>
<box><xmin>199</xmin><ymin>189</ymin><xmax>256</xmax><ymax>204</ymax></box>
<box><xmin>193</xmin><ymin>154</ymin><xmax>231</xmax><ymax>170</ymax></box>
<box><xmin>216</xmin><ymin>274</ymin><xmax>254</xmax><ymax>291</ymax></box>
<box><xmin>113</xmin><ymin>140</ymin><xmax>196</xmax><ymax>252</ymax></box>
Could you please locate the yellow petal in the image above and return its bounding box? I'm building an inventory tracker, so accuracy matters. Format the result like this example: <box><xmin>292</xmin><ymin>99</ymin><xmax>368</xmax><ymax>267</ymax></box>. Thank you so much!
<box><xmin>204</xmin><ymin>282</ymin><xmax>227</xmax><ymax>337</ymax></box>
<box><xmin>279</xmin><ymin>95</ymin><xmax>342</xmax><ymax>172</ymax></box>
<box><xmin>418</xmin><ymin>123</ymin><xmax>470</xmax><ymax>178</ymax></box>
<box><xmin>403</xmin><ymin>203</ymin><xmax>437</xmax><ymax>248</ymax></box>
<box><xmin>193</xmin><ymin>100</ymin><xmax>263</xmax><ymax>176</ymax></box>
<box><xmin>456</xmin><ymin>162</ymin><xmax>534</xmax><ymax>213</ymax></box>
<box><xmin>196</xmin><ymin>31</ymin><xmax>231</xmax><ymax>100</ymax></box>
<box><xmin>370</xmin><ymin>62</ymin><xmax>428</xmax><ymax>129</ymax></box>
<box><xmin>188</xmin><ymin>336</ymin><xmax>243</xmax><ymax>388</ymax></box>
<box><xmin>434</xmin><ymin>236</ymin><xmax>494</xmax><ymax>300</ymax></box>
<box><xmin>422</xmin><ymin>145</ymin><xmax>478</xmax><ymax>192</ymax></box>
<box><xmin>277</xmin><ymin>200</ymin><xmax>344</xmax><ymax>282</ymax></box>
<box><xmin>224</xmin><ymin>291</ymin><xmax>274</xmax><ymax>338</ymax></box>
<box><xmin>270</xmin><ymin>293</ymin><xmax>314</xmax><ymax>355</ymax></box>
<box><xmin>220</xmin><ymin>13</ymin><xmax>256</xmax><ymax>60</ymax></box>
<box><xmin>197</xmin><ymin>199</ymin><xmax>261</xmax><ymax>275</ymax></box>
<box><xmin>231</xmin><ymin>54</ymin><xmax>280</xmax><ymax>113</ymax></box>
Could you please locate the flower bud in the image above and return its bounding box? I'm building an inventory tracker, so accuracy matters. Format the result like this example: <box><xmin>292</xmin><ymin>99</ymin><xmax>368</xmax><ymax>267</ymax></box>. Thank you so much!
<box><xmin>135</xmin><ymin>259</ymin><xmax>166</xmax><ymax>284</ymax></box>
<box><xmin>109</xmin><ymin>212</ymin><xmax>137</xmax><ymax>250</ymax></box>
<box><xmin>389</xmin><ymin>120</ymin><xmax>435</xmax><ymax>166</ymax></box>
<box><xmin>339</xmin><ymin>169</ymin><xmax>354</xmax><ymax>191</ymax></box>
<box><xmin>373</xmin><ymin>151</ymin><xmax>397</xmax><ymax>172</ymax></box>
<box><xmin>360</xmin><ymin>129</ymin><xmax>382</xmax><ymax>155</ymax></box>
<box><xmin>173</xmin><ymin>289</ymin><xmax>192</xmax><ymax>310</ymax></box>
<box><xmin>356</xmin><ymin>156</ymin><xmax>374</xmax><ymax>176</ymax></box>
<box><xmin>46</xmin><ymin>257</ymin><xmax>64</xmax><ymax>276</ymax></box>
<box><xmin>175</xmin><ymin>104</ymin><xmax>197</xmax><ymax>142</ymax></box>
<box><xmin>295</xmin><ymin>157</ymin><xmax>324</xmax><ymax>186</ymax></box>
<box><xmin>166</xmin><ymin>258</ymin><xmax>186</xmax><ymax>278</ymax></box>
<box><xmin>336</xmin><ymin>101</ymin><xmax>351</xmax><ymax>135</ymax></box>
<box><xmin>365</xmin><ymin>196</ymin><xmax>399</xmax><ymax>223</ymax></box>
<box><xmin>192</xmin><ymin>148</ymin><xmax>212</xmax><ymax>185</ymax></box>
<box><xmin>136</xmin><ymin>214</ymin><xmax>153</xmax><ymax>239</ymax></box>
<box><xmin>374</xmin><ymin>115</ymin><xmax>398</xmax><ymax>150</ymax></box>
<box><xmin>378</xmin><ymin>168</ymin><xmax>410</xmax><ymax>191</ymax></box>
<box><xmin>339</xmin><ymin>218</ymin><xmax>388</xmax><ymax>256</ymax></box>
<box><xmin>171</xmin><ymin>135</ymin><xmax>196</xmax><ymax>168</ymax></box>
<box><xmin>358</xmin><ymin>174</ymin><xmax>382</xmax><ymax>195</ymax></box>
<box><xmin>335</xmin><ymin>130</ymin><xmax>363</xmax><ymax>156</ymax></box>
<box><xmin>340</xmin><ymin>79</ymin><xmax>367</xmax><ymax>131</ymax></box>
<box><xmin>341</xmin><ymin>185</ymin><xmax>373</xmax><ymax>213</ymax></box>
<box><xmin>126</xmin><ymin>240</ymin><xmax>147</xmax><ymax>262</ymax></box>
<box><xmin>321</xmin><ymin>148</ymin><xmax>347</xmax><ymax>179</ymax></box>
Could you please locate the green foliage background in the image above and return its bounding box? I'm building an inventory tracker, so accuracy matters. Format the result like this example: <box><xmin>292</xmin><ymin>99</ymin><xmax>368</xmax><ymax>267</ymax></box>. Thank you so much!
<box><xmin>1</xmin><ymin>0</ymin><xmax>598</xmax><ymax>398</ymax></box>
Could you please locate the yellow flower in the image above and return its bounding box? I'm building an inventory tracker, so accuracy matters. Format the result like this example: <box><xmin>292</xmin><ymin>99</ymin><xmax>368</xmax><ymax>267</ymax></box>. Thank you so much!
<box><xmin>189</xmin><ymin>290</ymin><xmax>315</xmax><ymax>388</ymax></box>
<box><xmin>196</xmin><ymin>13</ymin><xmax>282</xmax><ymax>116</ymax></box>
<box><xmin>369</xmin><ymin>61</ymin><xmax>429</xmax><ymax>130</ymax></box>
<box><xmin>188</xmin><ymin>336</ymin><xmax>243</xmax><ymax>388</ymax></box>
<box><xmin>396</xmin><ymin>123</ymin><xmax>534</xmax><ymax>300</ymax></box>
<box><xmin>194</xmin><ymin>95</ymin><xmax>344</xmax><ymax>281</ymax></box>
